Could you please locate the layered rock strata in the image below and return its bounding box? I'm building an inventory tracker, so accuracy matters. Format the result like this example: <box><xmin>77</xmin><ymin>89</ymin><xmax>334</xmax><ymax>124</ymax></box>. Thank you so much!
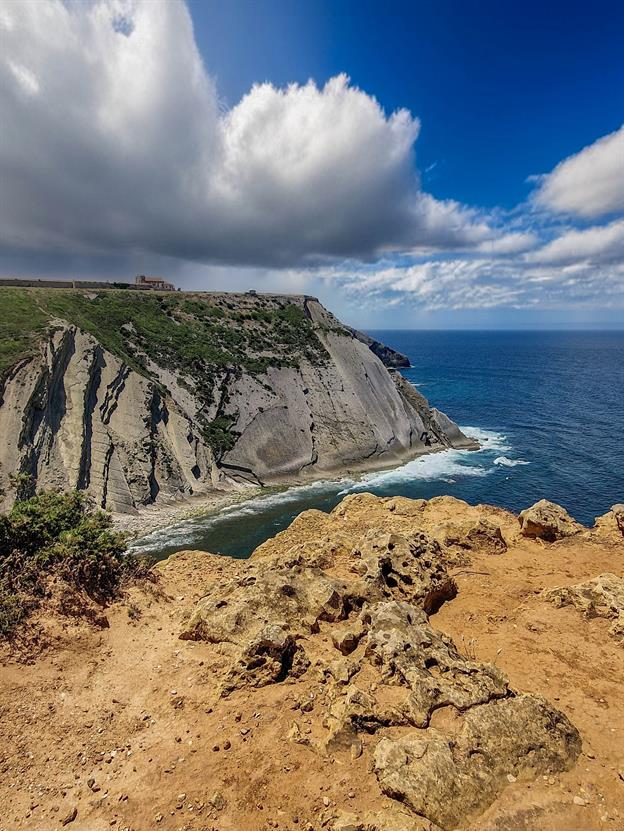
<box><xmin>0</xmin><ymin>292</ymin><xmax>476</xmax><ymax>513</ymax></box>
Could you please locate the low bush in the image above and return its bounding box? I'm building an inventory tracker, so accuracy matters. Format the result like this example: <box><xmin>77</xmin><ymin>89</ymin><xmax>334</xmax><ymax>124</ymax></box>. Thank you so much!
<box><xmin>0</xmin><ymin>490</ymin><xmax>140</xmax><ymax>636</ymax></box>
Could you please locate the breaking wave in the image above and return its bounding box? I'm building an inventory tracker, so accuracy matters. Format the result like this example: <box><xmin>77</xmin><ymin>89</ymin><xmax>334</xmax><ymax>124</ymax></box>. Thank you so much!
<box><xmin>494</xmin><ymin>455</ymin><xmax>530</xmax><ymax>467</ymax></box>
<box><xmin>341</xmin><ymin>426</ymin><xmax>510</xmax><ymax>493</ymax></box>
<box><xmin>129</xmin><ymin>426</ymin><xmax>524</xmax><ymax>560</ymax></box>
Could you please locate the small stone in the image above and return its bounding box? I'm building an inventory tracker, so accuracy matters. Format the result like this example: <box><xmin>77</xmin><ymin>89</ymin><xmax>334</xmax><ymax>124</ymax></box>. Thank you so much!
<box><xmin>223</xmin><ymin>739</ymin><xmax>231</xmax><ymax>750</ymax></box>
<box><xmin>61</xmin><ymin>807</ymin><xmax>78</xmax><ymax>826</ymax></box>
<box><xmin>209</xmin><ymin>791</ymin><xmax>226</xmax><ymax>810</ymax></box>
<box><xmin>323</xmin><ymin>796</ymin><xmax>331</xmax><ymax>807</ymax></box>
<box><xmin>506</xmin><ymin>773</ymin><xmax>517</xmax><ymax>783</ymax></box>
<box><xmin>574</xmin><ymin>796</ymin><xmax>588</xmax><ymax>806</ymax></box>
<box><xmin>154</xmin><ymin>814</ymin><xmax>163</xmax><ymax>823</ymax></box>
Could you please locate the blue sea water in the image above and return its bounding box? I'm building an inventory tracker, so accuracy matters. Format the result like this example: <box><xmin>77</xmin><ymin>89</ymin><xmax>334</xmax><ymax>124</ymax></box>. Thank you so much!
<box><xmin>131</xmin><ymin>330</ymin><xmax>624</xmax><ymax>560</ymax></box>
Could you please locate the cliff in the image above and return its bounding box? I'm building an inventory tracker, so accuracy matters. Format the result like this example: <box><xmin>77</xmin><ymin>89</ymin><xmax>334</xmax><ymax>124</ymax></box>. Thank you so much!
<box><xmin>0</xmin><ymin>288</ymin><xmax>475</xmax><ymax>513</ymax></box>
<box><xmin>1</xmin><ymin>495</ymin><xmax>623</xmax><ymax>830</ymax></box>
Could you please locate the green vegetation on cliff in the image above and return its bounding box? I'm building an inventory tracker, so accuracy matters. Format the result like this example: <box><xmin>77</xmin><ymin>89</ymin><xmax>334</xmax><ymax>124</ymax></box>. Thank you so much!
<box><xmin>0</xmin><ymin>287</ymin><xmax>343</xmax><ymax>454</ymax></box>
<box><xmin>0</xmin><ymin>489</ymin><xmax>137</xmax><ymax>636</ymax></box>
<box><xmin>0</xmin><ymin>287</ymin><xmax>331</xmax><ymax>379</ymax></box>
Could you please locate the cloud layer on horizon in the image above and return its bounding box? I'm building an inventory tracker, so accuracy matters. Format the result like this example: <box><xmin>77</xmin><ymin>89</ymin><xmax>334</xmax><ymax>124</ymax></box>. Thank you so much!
<box><xmin>0</xmin><ymin>0</ymin><xmax>623</xmax><ymax>318</ymax></box>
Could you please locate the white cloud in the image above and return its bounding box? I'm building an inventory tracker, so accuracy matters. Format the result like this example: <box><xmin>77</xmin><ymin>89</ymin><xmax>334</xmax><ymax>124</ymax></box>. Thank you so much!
<box><xmin>532</xmin><ymin>126</ymin><xmax>624</xmax><ymax>219</ymax></box>
<box><xmin>0</xmin><ymin>0</ymin><xmax>489</xmax><ymax>268</ymax></box>
<box><xmin>328</xmin><ymin>250</ymin><xmax>624</xmax><ymax>312</ymax></box>
<box><xmin>527</xmin><ymin>219</ymin><xmax>624</xmax><ymax>265</ymax></box>
<box><xmin>476</xmin><ymin>231</ymin><xmax>538</xmax><ymax>255</ymax></box>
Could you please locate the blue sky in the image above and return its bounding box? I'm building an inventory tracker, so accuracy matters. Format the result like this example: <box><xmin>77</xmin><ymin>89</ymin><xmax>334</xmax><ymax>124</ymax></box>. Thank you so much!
<box><xmin>190</xmin><ymin>0</ymin><xmax>624</xmax><ymax>210</ymax></box>
<box><xmin>1</xmin><ymin>0</ymin><xmax>623</xmax><ymax>328</ymax></box>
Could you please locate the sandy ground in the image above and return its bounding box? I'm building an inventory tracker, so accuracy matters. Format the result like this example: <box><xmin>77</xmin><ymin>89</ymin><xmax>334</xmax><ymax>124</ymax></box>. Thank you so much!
<box><xmin>1</xmin><ymin>495</ymin><xmax>623</xmax><ymax>831</ymax></box>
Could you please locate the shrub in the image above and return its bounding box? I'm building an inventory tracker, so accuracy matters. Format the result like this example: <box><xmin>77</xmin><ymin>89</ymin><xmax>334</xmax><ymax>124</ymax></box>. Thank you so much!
<box><xmin>0</xmin><ymin>490</ymin><xmax>138</xmax><ymax>636</ymax></box>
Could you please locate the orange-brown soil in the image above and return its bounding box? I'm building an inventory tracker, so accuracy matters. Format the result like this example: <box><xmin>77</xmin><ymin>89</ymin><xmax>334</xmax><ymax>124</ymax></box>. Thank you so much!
<box><xmin>1</xmin><ymin>495</ymin><xmax>623</xmax><ymax>831</ymax></box>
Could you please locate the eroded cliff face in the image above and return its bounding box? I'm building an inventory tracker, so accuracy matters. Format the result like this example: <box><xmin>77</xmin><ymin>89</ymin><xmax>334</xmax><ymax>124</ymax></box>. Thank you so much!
<box><xmin>0</xmin><ymin>327</ymin><xmax>220</xmax><ymax>513</ymax></box>
<box><xmin>0</xmin><ymin>291</ymin><xmax>475</xmax><ymax>513</ymax></box>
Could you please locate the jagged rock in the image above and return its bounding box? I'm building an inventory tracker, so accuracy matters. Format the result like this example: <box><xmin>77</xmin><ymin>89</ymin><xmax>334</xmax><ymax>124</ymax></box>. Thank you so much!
<box><xmin>221</xmin><ymin>625</ymin><xmax>310</xmax><ymax>694</ymax></box>
<box><xmin>595</xmin><ymin>504</ymin><xmax>624</xmax><ymax>537</ymax></box>
<box><xmin>543</xmin><ymin>573</ymin><xmax>624</xmax><ymax>641</ymax></box>
<box><xmin>331</xmin><ymin>811</ymin><xmax>365</xmax><ymax>831</ymax></box>
<box><xmin>347</xmin><ymin>326</ymin><xmax>411</xmax><ymax>369</ymax></box>
<box><xmin>181</xmin><ymin>529</ymin><xmax>457</xmax><ymax>692</ymax></box>
<box><xmin>180</xmin><ymin>552</ymin><xmax>350</xmax><ymax>645</ymax></box>
<box><xmin>364</xmin><ymin>601</ymin><xmax>509</xmax><ymax>727</ymax></box>
<box><xmin>373</xmin><ymin>695</ymin><xmax>581</xmax><ymax>830</ymax></box>
<box><xmin>434</xmin><ymin>518</ymin><xmax>507</xmax><ymax>556</ymax></box>
<box><xmin>331</xmin><ymin>623</ymin><xmax>364</xmax><ymax>655</ymax></box>
<box><xmin>180</xmin><ymin>518</ymin><xmax>583</xmax><ymax>829</ymax></box>
<box><xmin>324</xmin><ymin>658</ymin><xmax>360</xmax><ymax>686</ymax></box>
<box><xmin>518</xmin><ymin>500</ymin><xmax>583</xmax><ymax>541</ymax></box>
<box><xmin>350</xmin><ymin>532</ymin><xmax>457</xmax><ymax>614</ymax></box>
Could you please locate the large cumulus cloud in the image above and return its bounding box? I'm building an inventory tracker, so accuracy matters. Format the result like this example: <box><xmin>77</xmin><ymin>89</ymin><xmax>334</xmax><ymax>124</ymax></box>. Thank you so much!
<box><xmin>0</xmin><ymin>0</ymin><xmax>489</xmax><ymax>268</ymax></box>
<box><xmin>532</xmin><ymin>126</ymin><xmax>624</xmax><ymax>219</ymax></box>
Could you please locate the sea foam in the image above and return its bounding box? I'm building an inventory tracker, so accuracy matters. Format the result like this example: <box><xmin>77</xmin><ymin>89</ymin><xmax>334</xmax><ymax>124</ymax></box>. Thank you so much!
<box><xmin>493</xmin><ymin>455</ymin><xmax>530</xmax><ymax>467</ymax></box>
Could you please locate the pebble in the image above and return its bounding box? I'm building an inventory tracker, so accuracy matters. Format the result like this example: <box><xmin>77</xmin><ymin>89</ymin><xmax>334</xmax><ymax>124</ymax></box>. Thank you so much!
<box><xmin>60</xmin><ymin>807</ymin><xmax>78</xmax><ymax>826</ymax></box>
<box><xmin>574</xmin><ymin>796</ymin><xmax>588</xmax><ymax>806</ymax></box>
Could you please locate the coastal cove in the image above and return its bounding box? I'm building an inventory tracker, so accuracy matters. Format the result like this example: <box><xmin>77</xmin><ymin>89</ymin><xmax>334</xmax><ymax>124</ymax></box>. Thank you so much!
<box><xmin>128</xmin><ymin>329</ymin><xmax>624</xmax><ymax>561</ymax></box>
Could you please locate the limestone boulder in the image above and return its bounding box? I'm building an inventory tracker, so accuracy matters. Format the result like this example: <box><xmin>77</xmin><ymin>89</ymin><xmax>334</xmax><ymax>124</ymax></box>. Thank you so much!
<box><xmin>518</xmin><ymin>499</ymin><xmax>583</xmax><ymax>541</ymax></box>
<box><xmin>350</xmin><ymin>531</ymin><xmax>457</xmax><ymax>614</ymax></box>
<box><xmin>364</xmin><ymin>601</ymin><xmax>508</xmax><ymax>727</ymax></box>
<box><xmin>594</xmin><ymin>503</ymin><xmax>624</xmax><ymax>537</ymax></box>
<box><xmin>543</xmin><ymin>572</ymin><xmax>624</xmax><ymax>641</ymax></box>
<box><xmin>433</xmin><ymin>518</ymin><xmax>507</xmax><ymax>556</ymax></box>
<box><xmin>373</xmin><ymin>695</ymin><xmax>581</xmax><ymax>830</ymax></box>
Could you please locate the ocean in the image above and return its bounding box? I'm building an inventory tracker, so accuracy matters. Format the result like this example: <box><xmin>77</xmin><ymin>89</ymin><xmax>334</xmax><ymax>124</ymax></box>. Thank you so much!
<box><xmin>130</xmin><ymin>330</ymin><xmax>624</xmax><ymax>560</ymax></box>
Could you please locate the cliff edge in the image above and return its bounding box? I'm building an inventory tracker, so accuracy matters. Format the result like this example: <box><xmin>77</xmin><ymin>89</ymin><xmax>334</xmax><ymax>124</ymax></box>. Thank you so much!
<box><xmin>0</xmin><ymin>288</ymin><xmax>475</xmax><ymax>513</ymax></box>
<box><xmin>1</xmin><ymin>495</ymin><xmax>622</xmax><ymax>830</ymax></box>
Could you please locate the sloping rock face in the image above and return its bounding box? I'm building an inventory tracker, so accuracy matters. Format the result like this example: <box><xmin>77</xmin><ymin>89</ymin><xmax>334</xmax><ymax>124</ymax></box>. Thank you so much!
<box><xmin>219</xmin><ymin>299</ymin><xmax>477</xmax><ymax>484</ymax></box>
<box><xmin>0</xmin><ymin>292</ymin><xmax>474</xmax><ymax>513</ymax></box>
<box><xmin>181</xmin><ymin>498</ymin><xmax>582</xmax><ymax>829</ymax></box>
<box><xmin>0</xmin><ymin>327</ymin><xmax>220</xmax><ymax>513</ymax></box>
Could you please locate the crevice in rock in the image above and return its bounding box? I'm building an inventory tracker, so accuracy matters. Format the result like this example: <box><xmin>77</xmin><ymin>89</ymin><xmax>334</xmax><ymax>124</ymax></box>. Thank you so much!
<box><xmin>78</xmin><ymin>345</ymin><xmax>105</xmax><ymax>491</ymax></box>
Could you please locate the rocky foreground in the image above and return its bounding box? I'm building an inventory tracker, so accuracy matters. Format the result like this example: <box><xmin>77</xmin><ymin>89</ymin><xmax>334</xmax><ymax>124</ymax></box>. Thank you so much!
<box><xmin>1</xmin><ymin>495</ymin><xmax>623</xmax><ymax>831</ymax></box>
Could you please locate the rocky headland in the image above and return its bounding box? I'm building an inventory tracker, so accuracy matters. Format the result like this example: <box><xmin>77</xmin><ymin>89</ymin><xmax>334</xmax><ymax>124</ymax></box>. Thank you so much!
<box><xmin>1</xmin><ymin>494</ymin><xmax>623</xmax><ymax>830</ymax></box>
<box><xmin>0</xmin><ymin>288</ymin><xmax>474</xmax><ymax>518</ymax></box>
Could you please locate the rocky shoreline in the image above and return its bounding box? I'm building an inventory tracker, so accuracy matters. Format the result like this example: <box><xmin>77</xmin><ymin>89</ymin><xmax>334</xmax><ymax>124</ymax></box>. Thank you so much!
<box><xmin>112</xmin><ymin>437</ymin><xmax>481</xmax><ymax>545</ymax></box>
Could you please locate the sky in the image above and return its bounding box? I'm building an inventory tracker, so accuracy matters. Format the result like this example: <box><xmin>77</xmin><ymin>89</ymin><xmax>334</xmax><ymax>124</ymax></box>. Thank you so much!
<box><xmin>1</xmin><ymin>0</ymin><xmax>623</xmax><ymax>329</ymax></box>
